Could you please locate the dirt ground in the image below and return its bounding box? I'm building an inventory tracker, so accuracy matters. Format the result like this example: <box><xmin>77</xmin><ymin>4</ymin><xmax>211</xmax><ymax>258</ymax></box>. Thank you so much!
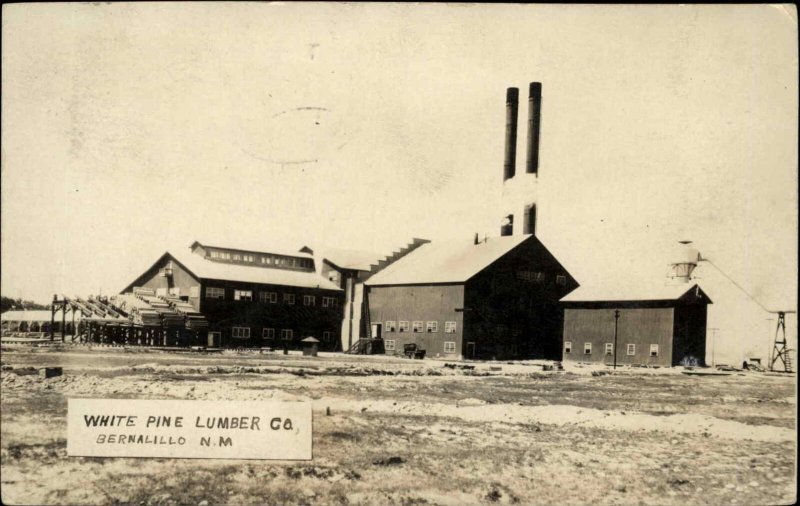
<box><xmin>1</xmin><ymin>345</ymin><xmax>796</xmax><ymax>506</ymax></box>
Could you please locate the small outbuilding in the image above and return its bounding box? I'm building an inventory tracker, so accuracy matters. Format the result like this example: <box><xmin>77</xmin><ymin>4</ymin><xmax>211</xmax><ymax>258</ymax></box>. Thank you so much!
<box><xmin>301</xmin><ymin>336</ymin><xmax>320</xmax><ymax>356</ymax></box>
<box><xmin>560</xmin><ymin>282</ymin><xmax>712</xmax><ymax>367</ymax></box>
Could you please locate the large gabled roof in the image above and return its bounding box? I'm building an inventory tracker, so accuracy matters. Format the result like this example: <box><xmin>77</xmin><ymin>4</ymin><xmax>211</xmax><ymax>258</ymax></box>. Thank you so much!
<box><xmin>560</xmin><ymin>281</ymin><xmax>712</xmax><ymax>304</ymax></box>
<box><xmin>365</xmin><ymin>235</ymin><xmax>535</xmax><ymax>286</ymax></box>
<box><xmin>123</xmin><ymin>250</ymin><xmax>341</xmax><ymax>293</ymax></box>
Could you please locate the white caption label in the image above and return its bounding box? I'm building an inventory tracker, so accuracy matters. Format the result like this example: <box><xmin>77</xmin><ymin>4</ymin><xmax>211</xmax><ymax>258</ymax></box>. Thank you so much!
<box><xmin>67</xmin><ymin>398</ymin><xmax>312</xmax><ymax>460</ymax></box>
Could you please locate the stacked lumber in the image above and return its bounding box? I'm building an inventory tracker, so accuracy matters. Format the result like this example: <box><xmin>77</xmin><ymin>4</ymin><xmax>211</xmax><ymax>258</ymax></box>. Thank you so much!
<box><xmin>160</xmin><ymin>296</ymin><xmax>208</xmax><ymax>330</ymax></box>
<box><xmin>135</xmin><ymin>294</ymin><xmax>183</xmax><ymax>326</ymax></box>
<box><xmin>116</xmin><ymin>294</ymin><xmax>161</xmax><ymax>326</ymax></box>
<box><xmin>91</xmin><ymin>297</ymin><xmax>126</xmax><ymax>318</ymax></box>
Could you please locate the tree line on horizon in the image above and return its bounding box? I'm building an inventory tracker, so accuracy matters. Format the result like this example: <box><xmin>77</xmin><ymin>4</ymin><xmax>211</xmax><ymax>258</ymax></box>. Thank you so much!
<box><xmin>1</xmin><ymin>296</ymin><xmax>51</xmax><ymax>313</ymax></box>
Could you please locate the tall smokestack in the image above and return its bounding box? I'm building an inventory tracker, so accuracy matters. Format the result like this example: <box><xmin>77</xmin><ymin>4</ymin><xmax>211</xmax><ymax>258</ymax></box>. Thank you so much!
<box><xmin>526</xmin><ymin>82</ymin><xmax>542</xmax><ymax>174</ymax></box>
<box><xmin>524</xmin><ymin>204</ymin><xmax>537</xmax><ymax>235</ymax></box>
<box><xmin>503</xmin><ymin>87</ymin><xmax>519</xmax><ymax>181</ymax></box>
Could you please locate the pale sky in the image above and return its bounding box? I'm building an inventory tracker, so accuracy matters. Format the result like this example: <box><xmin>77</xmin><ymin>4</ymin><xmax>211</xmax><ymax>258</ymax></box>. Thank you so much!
<box><xmin>2</xmin><ymin>3</ymin><xmax>797</xmax><ymax>311</ymax></box>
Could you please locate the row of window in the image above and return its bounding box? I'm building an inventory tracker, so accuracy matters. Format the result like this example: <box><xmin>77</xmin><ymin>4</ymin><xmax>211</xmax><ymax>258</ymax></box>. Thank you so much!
<box><xmin>564</xmin><ymin>341</ymin><xmax>659</xmax><ymax>357</ymax></box>
<box><xmin>384</xmin><ymin>320</ymin><xmax>457</xmax><ymax>333</ymax></box>
<box><xmin>208</xmin><ymin>250</ymin><xmax>314</xmax><ymax>269</ymax></box>
<box><xmin>206</xmin><ymin>287</ymin><xmax>338</xmax><ymax>307</ymax></box>
<box><xmin>155</xmin><ymin>287</ymin><xmax>199</xmax><ymax>298</ymax></box>
<box><xmin>385</xmin><ymin>340</ymin><xmax>457</xmax><ymax>354</ymax></box>
<box><xmin>230</xmin><ymin>326</ymin><xmax>335</xmax><ymax>342</ymax></box>
<box><xmin>516</xmin><ymin>271</ymin><xmax>567</xmax><ymax>285</ymax></box>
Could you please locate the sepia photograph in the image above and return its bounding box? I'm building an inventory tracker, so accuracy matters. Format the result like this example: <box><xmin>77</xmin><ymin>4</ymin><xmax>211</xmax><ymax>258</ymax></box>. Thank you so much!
<box><xmin>1</xmin><ymin>3</ymin><xmax>797</xmax><ymax>505</ymax></box>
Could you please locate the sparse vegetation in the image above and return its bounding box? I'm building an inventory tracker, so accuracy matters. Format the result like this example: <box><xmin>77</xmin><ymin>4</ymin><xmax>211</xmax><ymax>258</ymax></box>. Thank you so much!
<box><xmin>1</xmin><ymin>346</ymin><xmax>796</xmax><ymax>505</ymax></box>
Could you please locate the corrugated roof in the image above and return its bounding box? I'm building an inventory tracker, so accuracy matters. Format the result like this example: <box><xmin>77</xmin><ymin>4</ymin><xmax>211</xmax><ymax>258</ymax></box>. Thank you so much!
<box><xmin>323</xmin><ymin>248</ymin><xmax>385</xmax><ymax>272</ymax></box>
<box><xmin>192</xmin><ymin>239</ymin><xmax>312</xmax><ymax>259</ymax></box>
<box><xmin>365</xmin><ymin>235</ymin><xmax>532</xmax><ymax>286</ymax></box>
<box><xmin>170</xmin><ymin>250</ymin><xmax>341</xmax><ymax>291</ymax></box>
<box><xmin>560</xmin><ymin>280</ymin><xmax>704</xmax><ymax>303</ymax></box>
<box><xmin>1</xmin><ymin>310</ymin><xmax>76</xmax><ymax>322</ymax></box>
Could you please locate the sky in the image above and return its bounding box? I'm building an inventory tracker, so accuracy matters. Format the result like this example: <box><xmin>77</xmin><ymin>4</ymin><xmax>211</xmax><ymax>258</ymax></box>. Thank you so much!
<box><xmin>2</xmin><ymin>2</ymin><xmax>797</xmax><ymax>329</ymax></box>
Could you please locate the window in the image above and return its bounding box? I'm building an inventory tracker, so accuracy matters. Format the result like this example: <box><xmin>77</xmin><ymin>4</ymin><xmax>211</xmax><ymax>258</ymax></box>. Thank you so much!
<box><xmin>231</xmin><ymin>327</ymin><xmax>250</xmax><ymax>339</ymax></box>
<box><xmin>322</xmin><ymin>296</ymin><xmax>338</xmax><ymax>308</ymax></box>
<box><xmin>303</xmin><ymin>295</ymin><xmax>316</xmax><ymax>306</ymax></box>
<box><xmin>564</xmin><ymin>341</ymin><xmax>572</xmax><ymax>353</ymax></box>
<box><xmin>169</xmin><ymin>287</ymin><xmax>181</xmax><ymax>296</ymax></box>
<box><xmin>584</xmin><ymin>343</ymin><xmax>592</xmax><ymax>354</ymax></box>
<box><xmin>385</xmin><ymin>339</ymin><xmax>396</xmax><ymax>351</ymax></box>
<box><xmin>444</xmin><ymin>321</ymin><xmax>457</xmax><ymax>334</ymax></box>
<box><xmin>426</xmin><ymin>321</ymin><xmax>438</xmax><ymax>333</ymax></box>
<box><xmin>210</xmin><ymin>250</ymin><xmax>220</xmax><ymax>259</ymax></box>
<box><xmin>650</xmin><ymin>344</ymin><xmax>659</xmax><ymax>357</ymax></box>
<box><xmin>556</xmin><ymin>275</ymin><xmax>567</xmax><ymax>286</ymax></box>
<box><xmin>605</xmin><ymin>343</ymin><xmax>613</xmax><ymax>355</ymax></box>
<box><xmin>261</xmin><ymin>256</ymin><xmax>273</xmax><ymax>265</ymax></box>
<box><xmin>323</xmin><ymin>331</ymin><xmax>333</xmax><ymax>342</ymax></box>
<box><xmin>412</xmin><ymin>321</ymin><xmax>423</xmax><ymax>333</ymax></box>
<box><xmin>516</xmin><ymin>271</ymin><xmax>545</xmax><ymax>282</ymax></box>
<box><xmin>234</xmin><ymin>290</ymin><xmax>253</xmax><ymax>301</ymax></box>
<box><xmin>281</xmin><ymin>329</ymin><xmax>294</xmax><ymax>340</ymax></box>
<box><xmin>260</xmin><ymin>291</ymin><xmax>277</xmax><ymax>303</ymax></box>
<box><xmin>398</xmin><ymin>321</ymin><xmax>409</xmax><ymax>333</ymax></box>
<box><xmin>243</xmin><ymin>254</ymin><xmax>255</xmax><ymax>262</ymax></box>
<box><xmin>232</xmin><ymin>254</ymin><xmax>242</xmax><ymax>261</ymax></box>
<box><xmin>262</xmin><ymin>328</ymin><xmax>275</xmax><ymax>339</ymax></box>
<box><xmin>206</xmin><ymin>287</ymin><xmax>225</xmax><ymax>299</ymax></box>
<box><xmin>627</xmin><ymin>344</ymin><xmax>636</xmax><ymax>356</ymax></box>
<box><xmin>444</xmin><ymin>341</ymin><xmax>456</xmax><ymax>353</ymax></box>
<box><xmin>220</xmin><ymin>251</ymin><xmax>231</xmax><ymax>260</ymax></box>
<box><xmin>385</xmin><ymin>321</ymin><xmax>396</xmax><ymax>332</ymax></box>
<box><xmin>283</xmin><ymin>293</ymin><xmax>295</xmax><ymax>305</ymax></box>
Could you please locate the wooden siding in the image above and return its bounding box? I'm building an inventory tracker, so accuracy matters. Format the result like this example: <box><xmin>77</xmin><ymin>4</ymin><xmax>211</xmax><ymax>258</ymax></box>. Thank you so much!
<box><xmin>125</xmin><ymin>255</ymin><xmax>202</xmax><ymax>311</ymax></box>
<box><xmin>321</xmin><ymin>260</ymin><xmax>368</xmax><ymax>350</ymax></box>
<box><xmin>562</xmin><ymin>307</ymin><xmax>675</xmax><ymax>366</ymax></box>
<box><xmin>463</xmin><ymin>238</ymin><xmax>578</xmax><ymax>360</ymax></box>
<box><xmin>368</xmin><ymin>284</ymin><xmax>465</xmax><ymax>358</ymax></box>
<box><xmin>672</xmin><ymin>304</ymin><xmax>708</xmax><ymax>366</ymax></box>
<box><xmin>199</xmin><ymin>280</ymin><xmax>343</xmax><ymax>350</ymax></box>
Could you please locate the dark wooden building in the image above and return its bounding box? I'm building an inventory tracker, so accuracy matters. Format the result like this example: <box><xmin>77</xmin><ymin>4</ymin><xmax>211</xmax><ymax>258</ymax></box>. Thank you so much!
<box><xmin>302</xmin><ymin>239</ymin><xmax>430</xmax><ymax>352</ymax></box>
<box><xmin>365</xmin><ymin>234</ymin><xmax>578</xmax><ymax>360</ymax></box>
<box><xmin>122</xmin><ymin>241</ymin><xmax>343</xmax><ymax>349</ymax></box>
<box><xmin>560</xmin><ymin>283</ymin><xmax>712</xmax><ymax>367</ymax></box>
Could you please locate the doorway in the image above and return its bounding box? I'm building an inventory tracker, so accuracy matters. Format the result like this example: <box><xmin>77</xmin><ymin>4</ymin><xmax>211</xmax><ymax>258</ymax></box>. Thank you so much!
<box><xmin>208</xmin><ymin>331</ymin><xmax>221</xmax><ymax>348</ymax></box>
<box><xmin>370</xmin><ymin>323</ymin><xmax>382</xmax><ymax>339</ymax></box>
<box><xmin>466</xmin><ymin>342</ymin><xmax>476</xmax><ymax>360</ymax></box>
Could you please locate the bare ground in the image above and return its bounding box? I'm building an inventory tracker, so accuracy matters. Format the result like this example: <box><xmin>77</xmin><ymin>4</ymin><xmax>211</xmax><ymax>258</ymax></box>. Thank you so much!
<box><xmin>1</xmin><ymin>345</ymin><xmax>796</xmax><ymax>506</ymax></box>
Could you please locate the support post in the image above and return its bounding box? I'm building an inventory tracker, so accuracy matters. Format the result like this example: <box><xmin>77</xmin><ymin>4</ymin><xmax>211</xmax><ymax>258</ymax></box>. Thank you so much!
<box><xmin>50</xmin><ymin>294</ymin><xmax>57</xmax><ymax>341</ymax></box>
<box><xmin>613</xmin><ymin>309</ymin><xmax>620</xmax><ymax>370</ymax></box>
